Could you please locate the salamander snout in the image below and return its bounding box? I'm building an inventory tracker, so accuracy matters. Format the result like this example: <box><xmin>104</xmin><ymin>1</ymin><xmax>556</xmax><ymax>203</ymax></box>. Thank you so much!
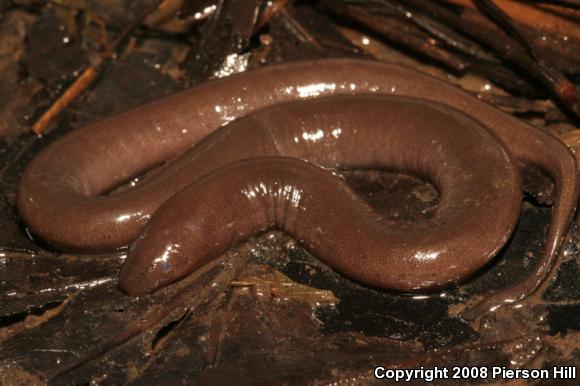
<box><xmin>118</xmin><ymin>235</ymin><xmax>194</xmax><ymax>296</ymax></box>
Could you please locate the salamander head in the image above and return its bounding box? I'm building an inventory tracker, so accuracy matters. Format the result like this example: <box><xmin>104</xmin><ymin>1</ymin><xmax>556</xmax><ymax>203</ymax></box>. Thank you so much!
<box><xmin>118</xmin><ymin>233</ymin><xmax>194</xmax><ymax>296</ymax></box>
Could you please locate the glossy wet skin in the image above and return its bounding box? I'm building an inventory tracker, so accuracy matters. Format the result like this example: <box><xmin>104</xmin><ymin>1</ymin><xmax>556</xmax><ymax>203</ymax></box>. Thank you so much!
<box><xmin>118</xmin><ymin>97</ymin><xmax>521</xmax><ymax>296</ymax></box>
<box><xmin>17</xmin><ymin>59</ymin><xmax>578</xmax><ymax>318</ymax></box>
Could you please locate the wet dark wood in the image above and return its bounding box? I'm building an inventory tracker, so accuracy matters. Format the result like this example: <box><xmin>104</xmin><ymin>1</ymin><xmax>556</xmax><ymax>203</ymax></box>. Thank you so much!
<box><xmin>185</xmin><ymin>0</ymin><xmax>264</xmax><ymax>84</ymax></box>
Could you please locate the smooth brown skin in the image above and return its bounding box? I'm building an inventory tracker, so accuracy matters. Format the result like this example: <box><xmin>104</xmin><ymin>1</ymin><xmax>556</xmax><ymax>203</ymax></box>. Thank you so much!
<box><xmin>17</xmin><ymin>59</ymin><xmax>578</xmax><ymax>318</ymax></box>
<box><xmin>118</xmin><ymin>97</ymin><xmax>521</xmax><ymax>297</ymax></box>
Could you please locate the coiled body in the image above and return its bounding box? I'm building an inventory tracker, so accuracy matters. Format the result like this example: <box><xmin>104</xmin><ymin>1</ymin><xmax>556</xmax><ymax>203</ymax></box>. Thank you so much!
<box><xmin>17</xmin><ymin>59</ymin><xmax>578</xmax><ymax>318</ymax></box>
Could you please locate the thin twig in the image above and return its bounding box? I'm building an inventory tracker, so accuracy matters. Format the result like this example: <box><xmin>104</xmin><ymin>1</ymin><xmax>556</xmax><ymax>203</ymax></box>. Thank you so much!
<box><xmin>255</xmin><ymin>0</ymin><xmax>291</xmax><ymax>31</ymax></box>
<box><xmin>110</xmin><ymin>0</ymin><xmax>165</xmax><ymax>50</ymax></box>
<box><xmin>473</xmin><ymin>0</ymin><xmax>535</xmax><ymax>56</ymax></box>
<box><xmin>529</xmin><ymin>0</ymin><xmax>580</xmax><ymax>10</ymax></box>
<box><xmin>279</xmin><ymin>4</ymin><xmax>323</xmax><ymax>50</ymax></box>
<box><xmin>32</xmin><ymin>66</ymin><xmax>99</xmax><ymax>135</ymax></box>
